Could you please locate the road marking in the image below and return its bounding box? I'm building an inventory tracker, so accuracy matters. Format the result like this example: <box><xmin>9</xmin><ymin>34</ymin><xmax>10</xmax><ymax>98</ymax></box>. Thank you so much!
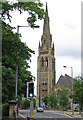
<box><xmin>64</xmin><ymin>113</ymin><xmax>73</xmax><ymax>118</ymax></box>
<box><xmin>19</xmin><ymin>113</ymin><xmax>26</xmax><ymax>119</ymax></box>
<box><xmin>52</xmin><ymin>112</ymin><xmax>64</xmax><ymax>116</ymax></box>
<box><xmin>36</xmin><ymin>112</ymin><xmax>49</xmax><ymax>118</ymax></box>
<box><xmin>50</xmin><ymin>112</ymin><xmax>72</xmax><ymax>118</ymax></box>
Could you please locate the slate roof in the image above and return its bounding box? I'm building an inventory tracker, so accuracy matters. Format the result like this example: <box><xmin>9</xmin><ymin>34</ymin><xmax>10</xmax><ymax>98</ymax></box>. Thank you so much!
<box><xmin>56</xmin><ymin>74</ymin><xmax>72</xmax><ymax>87</ymax></box>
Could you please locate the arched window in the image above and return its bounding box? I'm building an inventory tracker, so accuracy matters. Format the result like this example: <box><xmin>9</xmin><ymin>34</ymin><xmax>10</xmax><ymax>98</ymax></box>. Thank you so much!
<box><xmin>42</xmin><ymin>57</ymin><xmax>44</xmax><ymax>67</ymax></box>
<box><xmin>45</xmin><ymin>57</ymin><xmax>48</xmax><ymax>67</ymax></box>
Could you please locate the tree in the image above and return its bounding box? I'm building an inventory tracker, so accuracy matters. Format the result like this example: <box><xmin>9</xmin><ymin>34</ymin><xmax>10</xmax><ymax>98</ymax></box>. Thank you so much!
<box><xmin>73</xmin><ymin>77</ymin><xmax>83</xmax><ymax>110</ymax></box>
<box><xmin>2</xmin><ymin>21</ymin><xmax>34</xmax><ymax>102</ymax></box>
<box><xmin>1</xmin><ymin>0</ymin><xmax>45</xmax><ymax>28</ymax></box>
<box><xmin>59</xmin><ymin>87</ymin><xmax>69</xmax><ymax>110</ymax></box>
<box><xmin>1</xmin><ymin>0</ymin><xmax>45</xmax><ymax>103</ymax></box>
<box><xmin>42</xmin><ymin>96</ymin><xmax>49</xmax><ymax>106</ymax></box>
<box><xmin>20</xmin><ymin>98</ymin><xmax>36</xmax><ymax>109</ymax></box>
<box><xmin>21</xmin><ymin>98</ymin><xmax>30</xmax><ymax>109</ymax></box>
<box><xmin>49</xmin><ymin>91</ymin><xmax>57</xmax><ymax>109</ymax></box>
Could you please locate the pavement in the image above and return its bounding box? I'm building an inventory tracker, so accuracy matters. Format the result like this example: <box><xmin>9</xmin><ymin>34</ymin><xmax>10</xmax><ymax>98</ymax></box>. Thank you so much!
<box><xmin>17</xmin><ymin>110</ymin><xmax>83</xmax><ymax>119</ymax></box>
<box><xmin>65</xmin><ymin>111</ymin><xmax>83</xmax><ymax>118</ymax></box>
<box><xmin>44</xmin><ymin>110</ymin><xmax>83</xmax><ymax>118</ymax></box>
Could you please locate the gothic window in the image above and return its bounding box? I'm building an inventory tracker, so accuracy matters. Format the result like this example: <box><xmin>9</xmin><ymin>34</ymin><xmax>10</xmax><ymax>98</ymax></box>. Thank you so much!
<box><xmin>42</xmin><ymin>57</ymin><xmax>44</xmax><ymax>67</ymax></box>
<box><xmin>42</xmin><ymin>83</ymin><xmax>44</xmax><ymax>85</ymax></box>
<box><xmin>42</xmin><ymin>82</ymin><xmax>47</xmax><ymax>85</ymax></box>
<box><xmin>45</xmin><ymin>57</ymin><xmax>48</xmax><ymax>67</ymax></box>
<box><xmin>45</xmin><ymin>83</ymin><xmax>47</xmax><ymax>85</ymax></box>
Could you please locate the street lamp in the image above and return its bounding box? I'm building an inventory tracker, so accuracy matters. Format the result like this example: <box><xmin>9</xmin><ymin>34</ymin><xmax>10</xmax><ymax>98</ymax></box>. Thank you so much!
<box><xmin>63</xmin><ymin>65</ymin><xmax>74</xmax><ymax>115</ymax></box>
<box><xmin>16</xmin><ymin>25</ymin><xmax>39</xmax><ymax>99</ymax></box>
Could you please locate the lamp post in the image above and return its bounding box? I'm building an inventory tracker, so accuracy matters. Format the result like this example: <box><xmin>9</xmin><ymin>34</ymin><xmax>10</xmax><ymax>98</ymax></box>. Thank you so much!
<box><xmin>63</xmin><ymin>66</ymin><xmax>74</xmax><ymax>115</ymax></box>
<box><xmin>16</xmin><ymin>25</ymin><xmax>39</xmax><ymax>99</ymax></box>
<box><xmin>15</xmin><ymin>25</ymin><xmax>39</xmax><ymax>117</ymax></box>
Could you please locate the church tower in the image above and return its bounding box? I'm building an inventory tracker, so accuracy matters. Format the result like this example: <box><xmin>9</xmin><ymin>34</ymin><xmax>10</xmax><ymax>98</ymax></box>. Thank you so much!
<box><xmin>36</xmin><ymin>3</ymin><xmax>56</xmax><ymax>107</ymax></box>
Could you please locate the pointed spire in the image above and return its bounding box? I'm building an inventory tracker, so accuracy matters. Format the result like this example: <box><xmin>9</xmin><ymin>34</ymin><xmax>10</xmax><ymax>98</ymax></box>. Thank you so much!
<box><xmin>41</xmin><ymin>2</ymin><xmax>52</xmax><ymax>49</ymax></box>
<box><xmin>46</xmin><ymin>2</ymin><xmax>48</xmax><ymax>17</ymax></box>
<box><xmin>44</xmin><ymin>2</ymin><xmax>49</xmax><ymax>22</ymax></box>
<box><xmin>43</xmin><ymin>2</ymin><xmax>50</xmax><ymax>35</ymax></box>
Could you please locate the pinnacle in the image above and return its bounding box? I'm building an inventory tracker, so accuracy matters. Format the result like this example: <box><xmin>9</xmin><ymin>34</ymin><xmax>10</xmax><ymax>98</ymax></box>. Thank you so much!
<box><xmin>46</xmin><ymin>2</ymin><xmax>48</xmax><ymax>12</ymax></box>
<box><xmin>45</xmin><ymin>2</ymin><xmax>48</xmax><ymax>17</ymax></box>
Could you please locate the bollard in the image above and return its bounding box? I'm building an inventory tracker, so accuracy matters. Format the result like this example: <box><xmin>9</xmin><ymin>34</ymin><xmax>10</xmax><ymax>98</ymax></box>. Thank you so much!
<box><xmin>31</xmin><ymin>111</ymin><xmax>33</xmax><ymax>118</ymax></box>
<box><xmin>29</xmin><ymin>111</ymin><xmax>30</xmax><ymax>118</ymax></box>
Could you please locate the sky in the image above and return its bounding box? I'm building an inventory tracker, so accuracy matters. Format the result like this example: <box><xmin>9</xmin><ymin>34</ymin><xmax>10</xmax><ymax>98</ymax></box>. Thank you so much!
<box><xmin>7</xmin><ymin>0</ymin><xmax>82</xmax><ymax>95</ymax></box>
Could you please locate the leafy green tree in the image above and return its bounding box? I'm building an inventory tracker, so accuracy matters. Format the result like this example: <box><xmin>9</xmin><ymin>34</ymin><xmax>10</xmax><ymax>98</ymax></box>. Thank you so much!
<box><xmin>2</xmin><ymin>102</ymin><xmax>9</xmax><ymax>117</ymax></box>
<box><xmin>2</xmin><ymin>21</ymin><xmax>34</xmax><ymax>102</ymax></box>
<box><xmin>49</xmin><ymin>91</ymin><xmax>57</xmax><ymax>109</ymax></box>
<box><xmin>59</xmin><ymin>87</ymin><xmax>68</xmax><ymax>110</ymax></box>
<box><xmin>1</xmin><ymin>0</ymin><xmax>45</xmax><ymax>103</ymax></box>
<box><xmin>1</xmin><ymin>0</ymin><xmax>45</xmax><ymax>28</ymax></box>
<box><xmin>73</xmin><ymin>77</ymin><xmax>83</xmax><ymax>110</ymax></box>
<box><xmin>20</xmin><ymin>98</ymin><xmax>36</xmax><ymax>109</ymax></box>
<box><xmin>42</xmin><ymin>96</ymin><xmax>49</xmax><ymax>105</ymax></box>
<box><xmin>21</xmin><ymin>98</ymin><xmax>30</xmax><ymax>109</ymax></box>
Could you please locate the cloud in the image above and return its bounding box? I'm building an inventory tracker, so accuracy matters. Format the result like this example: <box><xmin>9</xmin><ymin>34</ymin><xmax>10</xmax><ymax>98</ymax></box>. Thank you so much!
<box><xmin>56</xmin><ymin>47</ymin><xmax>81</xmax><ymax>59</ymax></box>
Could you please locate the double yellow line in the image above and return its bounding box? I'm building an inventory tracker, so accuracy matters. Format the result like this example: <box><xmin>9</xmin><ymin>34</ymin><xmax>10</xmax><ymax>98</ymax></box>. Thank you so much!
<box><xmin>64</xmin><ymin>113</ymin><xmax>73</xmax><ymax>118</ymax></box>
<box><xmin>19</xmin><ymin>112</ymin><xmax>72</xmax><ymax>119</ymax></box>
<box><xmin>19</xmin><ymin>113</ymin><xmax>26</xmax><ymax>119</ymax></box>
<box><xmin>19</xmin><ymin>112</ymin><xmax>33</xmax><ymax>120</ymax></box>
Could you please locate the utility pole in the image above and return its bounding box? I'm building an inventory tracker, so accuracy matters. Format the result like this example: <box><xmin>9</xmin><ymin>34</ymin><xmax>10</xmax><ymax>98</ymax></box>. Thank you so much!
<box><xmin>71</xmin><ymin>67</ymin><xmax>74</xmax><ymax>115</ymax></box>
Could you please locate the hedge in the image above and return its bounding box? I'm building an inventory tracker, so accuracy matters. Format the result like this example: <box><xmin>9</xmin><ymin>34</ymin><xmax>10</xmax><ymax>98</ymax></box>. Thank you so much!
<box><xmin>2</xmin><ymin>103</ymin><xmax>9</xmax><ymax>117</ymax></box>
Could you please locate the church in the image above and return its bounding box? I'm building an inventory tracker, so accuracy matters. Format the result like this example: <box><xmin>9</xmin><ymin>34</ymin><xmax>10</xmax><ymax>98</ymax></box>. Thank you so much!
<box><xmin>36</xmin><ymin>3</ymin><xmax>56</xmax><ymax>107</ymax></box>
<box><xmin>36</xmin><ymin>3</ymin><xmax>72</xmax><ymax>107</ymax></box>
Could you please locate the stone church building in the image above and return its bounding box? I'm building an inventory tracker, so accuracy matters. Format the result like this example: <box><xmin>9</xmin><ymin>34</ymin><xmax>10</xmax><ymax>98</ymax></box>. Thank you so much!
<box><xmin>36</xmin><ymin>3</ymin><xmax>56</xmax><ymax>107</ymax></box>
<box><xmin>36</xmin><ymin>3</ymin><xmax>72</xmax><ymax>107</ymax></box>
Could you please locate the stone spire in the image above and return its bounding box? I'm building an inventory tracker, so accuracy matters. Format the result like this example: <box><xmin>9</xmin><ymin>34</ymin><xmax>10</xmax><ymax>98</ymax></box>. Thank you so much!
<box><xmin>41</xmin><ymin>2</ymin><xmax>52</xmax><ymax>49</ymax></box>
<box><xmin>43</xmin><ymin>2</ymin><xmax>50</xmax><ymax>35</ymax></box>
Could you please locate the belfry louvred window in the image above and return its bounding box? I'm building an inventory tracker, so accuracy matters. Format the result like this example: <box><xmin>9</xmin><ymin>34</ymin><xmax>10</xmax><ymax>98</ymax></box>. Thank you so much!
<box><xmin>42</xmin><ymin>57</ymin><xmax>44</xmax><ymax>67</ymax></box>
<box><xmin>46</xmin><ymin>57</ymin><xmax>48</xmax><ymax>67</ymax></box>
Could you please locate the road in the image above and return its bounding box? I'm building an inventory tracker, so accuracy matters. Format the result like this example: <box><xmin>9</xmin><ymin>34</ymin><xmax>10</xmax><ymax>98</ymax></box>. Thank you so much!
<box><xmin>19</xmin><ymin>110</ymin><xmax>70</xmax><ymax>119</ymax></box>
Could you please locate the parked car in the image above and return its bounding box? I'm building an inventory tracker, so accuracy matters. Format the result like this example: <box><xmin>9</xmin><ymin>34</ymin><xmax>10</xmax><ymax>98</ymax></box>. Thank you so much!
<box><xmin>37</xmin><ymin>107</ymin><xmax>44</xmax><ymax>112</ymax></box>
